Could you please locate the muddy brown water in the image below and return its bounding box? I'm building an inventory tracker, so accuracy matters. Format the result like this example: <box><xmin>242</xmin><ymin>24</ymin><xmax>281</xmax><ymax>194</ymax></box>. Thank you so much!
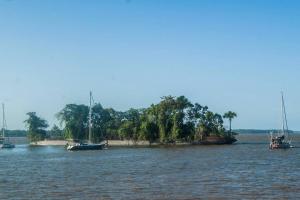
<box><xmin>0</xmin><ymin>134</ymin><xmax>299</xmax><ymax>199</ymax></box>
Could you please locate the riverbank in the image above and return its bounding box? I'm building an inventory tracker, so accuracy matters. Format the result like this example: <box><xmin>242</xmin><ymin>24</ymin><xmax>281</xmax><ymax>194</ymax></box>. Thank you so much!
<box><xmin>32</xmin><ymin>140</ymin><xmax>178</xmax><ymax>147</ymax></box>
<box><xmin>33</xmin><ymin>140</ymin><xmax>68</xmax><ymax>146</ymax></box>
<box><xmin>32</xmin><ymin>136</ymin><xmax>236</xmax><ymax>147</ymax></box>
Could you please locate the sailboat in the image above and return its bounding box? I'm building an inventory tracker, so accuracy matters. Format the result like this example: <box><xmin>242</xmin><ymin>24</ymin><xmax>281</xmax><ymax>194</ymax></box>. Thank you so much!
<box><xmin>1</xmin><ymin>103</ymin><xmax>15</xmax><ymax>149</ymax></box>
<box><xmin>269</xmin><ymin>93</ymin><xmax>292</xmax><ymax>149</ymax></box>
<box><xmin>66</xmin><ymin>92</ymin><xmax>106</xmax><ymax>151</ymax></box>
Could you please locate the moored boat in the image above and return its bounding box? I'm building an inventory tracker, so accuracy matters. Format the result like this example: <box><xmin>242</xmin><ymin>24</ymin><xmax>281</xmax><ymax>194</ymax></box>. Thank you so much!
<box><xmin>1</xmin><ymin>143</ymin><xmax>15</xmax><ymax>149</ymax></box>
<box><xmin>66</xmin><ymin>92</ymin><xmax>107</xmax><ymax>151</ymax></box>
<box><xmin>1</xmin><ymin>103</ymin><xmax>15</xmax><ymax>149</ymax></box>
<box><xmin>270</xmin><ymin>135</ymin><xmax>291</xmax><ymax>149</ymax></box>
<box><xmin>269</xmin><ymin>93</ymin><xmax>292</xmax><ymax>149</ymax></box>
<box><xmin>67</xmin><ymin>142</ymin><xmax>106</xmax><ymax>151</ymax></box>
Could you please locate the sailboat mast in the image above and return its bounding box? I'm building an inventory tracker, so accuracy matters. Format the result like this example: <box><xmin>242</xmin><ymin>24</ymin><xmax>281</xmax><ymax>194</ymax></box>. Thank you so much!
<box><xmin>2</xmin><ymin>103</ymin><xmax>5</xmax><ymax>138</ymax></box>
<box><xmin>281</xmin><ymin>93</ymin><xmax>285</xmax><ymax>135</ymax></box>
<box><xmin>89</xmin><ymin>91</ymin><xmax>92</xmax><ymax>143</ymax></box>
<box><xmin>281</xmin><ymin>93</ymin><xmax>289</xmax><ymax>140</ymax></box>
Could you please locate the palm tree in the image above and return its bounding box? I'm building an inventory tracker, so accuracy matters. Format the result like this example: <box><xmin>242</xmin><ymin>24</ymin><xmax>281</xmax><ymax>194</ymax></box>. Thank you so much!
<box><xmin>223</xmin><ymin>111</ymin><xmax>237</xmax><ymax>133</ymax></box>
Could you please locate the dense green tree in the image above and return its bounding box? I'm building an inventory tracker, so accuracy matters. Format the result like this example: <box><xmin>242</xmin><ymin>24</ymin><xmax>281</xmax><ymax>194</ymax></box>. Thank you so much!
<box><xmin>118</xmin><ymin>121</ymin><xmax>136</xmax><ymax>140</ymax></box>
<box><xmin>24</xmin><ymin>112</ymin><xmax>48</xmax><ymax>143</ymax></box>
<box><xmin>57</xmin><ymin>104</ymin><xmax>123</xmax><ymax>142</ymax></box>
<box><xmin>54</xmin><ymin>95</ymin><xmax>237</xmax><ymax>144</ymax></box>
<box><xmin>56</xmin><ymin>104</ymin><xmax>89</xmax><ymax>141</ymax></box>
<box><xmin>140</xmin><ymin>96</ymin><xmax>195</xmax><ymax>143</ymax></box>
<box><xmin>223</xmin><ymin>111</ymin><xmax>237</xmax><ymax>132</ymax></box>
<box><xmin>139</xmin><ymin>120</ymin><xmax>159</xmax><ymax>144</ymax></box>
<box><xmin>48</xmin><ymin>124</ymin><xmax>63</xmax><ymax>139</ymax></box>
<box><xmin>138</xmin><ymin>108</ymin><xmax>159</xmax><ymax>143</ymax></box>
<box><xmin>91</xmin><ymin>103</ymin><xmax>113</xmax><ymax>142</ymax></box>
<box><xmin>118</xmin><ymin>108</ymin><xmax>142</xmax><ymax>142</ymax></box>
<box><xmin>105</xmin><ymin>108</ymin><xmax>125</xmax><ymax>140</ymax></box>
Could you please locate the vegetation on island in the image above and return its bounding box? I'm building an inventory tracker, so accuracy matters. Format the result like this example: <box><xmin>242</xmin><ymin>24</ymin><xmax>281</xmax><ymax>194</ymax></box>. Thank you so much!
<box><xmin>223</xmin><ymin>111</ymin><xmax>237</xmax><ymax>132</ymax></box>
<box><xmin>24</xmin><ymin>112</ymin><xmax>49</xmax><ymax>143</ymax></box>
<box><xmin>24</xmin><ymin>95</ymin><xmax>237</xmax><ymax>144</ymax></box>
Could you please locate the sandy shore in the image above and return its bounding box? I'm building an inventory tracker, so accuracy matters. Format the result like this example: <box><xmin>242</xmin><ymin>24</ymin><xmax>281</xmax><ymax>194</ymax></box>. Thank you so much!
<box><xmin>32</xmin><ymin>139</ymin><xmax>193</xmax><ymax>146</ymax></box>
<box><xmin>32</xmin><ymin>136</ymin><xmax>235</xmax><ymax>146</ymax></box>
<box><xmin>33</xmin><ymin>140</ymin><xmax>68</xmax><ymax>146</ymax></box>
<box><xmin>107</xmin><ymin>140</ymin><xmax>152</xmax><ymax>146</ymax></box>
<box><xmin>33</xmin><ymin>140</ymin><xmax>153</xmax><ymax>146</ymax></box>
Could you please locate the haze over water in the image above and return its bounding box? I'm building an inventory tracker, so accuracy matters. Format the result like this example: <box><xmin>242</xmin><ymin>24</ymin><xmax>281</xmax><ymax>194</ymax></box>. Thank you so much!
<box><xmin>1</xmin><ymin>134</ymin><xmax>299</xmax><ymax>199</ymax></box>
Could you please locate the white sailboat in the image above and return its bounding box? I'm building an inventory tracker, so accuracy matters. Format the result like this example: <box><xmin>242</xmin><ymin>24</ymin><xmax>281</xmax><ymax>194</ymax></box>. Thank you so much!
<box><xmin>269</xmin><ymin>93</ymin><xmax>292</xmax><ymax>149</ymax></box>
<box><xmin>1</xmin><ymin>103</ymin><xmax>15</xmax><ymax>149</ymax></box>
<box><xmin>67</xmin><ymin>92</ymin><xmax>106</xmax><ymax>151</ymax></box>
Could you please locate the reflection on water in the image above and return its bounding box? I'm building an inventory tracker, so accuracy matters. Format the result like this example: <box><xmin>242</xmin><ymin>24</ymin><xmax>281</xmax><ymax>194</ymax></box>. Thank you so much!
<box><xmin>0</xmin><ymin>134</ymin><xmax>300</xmax><ymax>199</ymax></box>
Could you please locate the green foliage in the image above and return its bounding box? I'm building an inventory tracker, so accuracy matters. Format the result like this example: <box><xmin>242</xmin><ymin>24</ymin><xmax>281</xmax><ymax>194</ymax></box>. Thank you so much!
<box><xmin>24</xmin><ymin>112</ymin><xmax>48</xmax><ymax>143</ymax></box>
<box><xmin>57</xmin><ymin>103</ymin><xmax>122</xmax><ymax>142</ymax></box>
<box><xmin>57</xmin><ymin>104</ymin><xmax>89</xmax><ymax>141</ymax></box>
<box><xmin>118</xmin><ymin>108</ymin><xmax>143</xmax><ymax>142</ymax></box>
<box><xmin>91</xmin><ymin>104</ymin><xmax>114</xmax><ymax>143</ymax></box>
<box><xmin>223</xmin><ymin>111</ymin><xmax>237</xmax><ymax>132</ymax></box>
<box><xmin>105</xmin><ymin>108</ymin><xmax>125</xmax><ymax>140</ymax></box>
<box><xmin>48</xmin><ymin>124</ymin><xmax>63</xmax><ymax>139</ymax></box>
<box><xmin>55</xmin><ymin>95</ymin><xmax>237</xmax><ymax>144</ymax></box>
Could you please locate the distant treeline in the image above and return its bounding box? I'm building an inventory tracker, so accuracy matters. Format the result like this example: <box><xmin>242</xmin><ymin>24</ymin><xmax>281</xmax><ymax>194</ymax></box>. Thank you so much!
<box><xmin>234</xmin><ymin>129</ymin><xmax>297</xmax><ymax>134</ymax></box>
<box><xmin>1</xmin><ymin>130</ymin><xmax>27</xmax><ymax>137</ymax></box>
<box><xmin>23</xmin><ymin>95</ymin><xmax>238</xmax><ymax>143</ymax></box>
<box><xmin>2</xmin><ymin>129</ymin><xmax>63</xmax><ymax>138</ymax></box>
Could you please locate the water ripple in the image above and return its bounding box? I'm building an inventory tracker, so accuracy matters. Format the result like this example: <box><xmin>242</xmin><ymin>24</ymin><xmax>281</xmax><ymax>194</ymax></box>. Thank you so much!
<box><xmin>0</xmin><ymin>134</ymin><xmax>300</xmax><ymax>199</ymax></box>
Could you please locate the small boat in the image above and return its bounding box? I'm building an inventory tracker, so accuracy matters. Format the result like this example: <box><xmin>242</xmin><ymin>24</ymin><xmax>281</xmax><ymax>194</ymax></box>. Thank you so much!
<box><xmin>66</xmin><ymin>141</ymin><xmax>106</xmax><ymax>151</ymax></box>
<box><xmin>1</xmin><ymin>103</ymin><xmax>15</xmax><ymax>149</ymax></box>
<box><xmin>269</xmin><ymin>93</ymin><xmax>292</xmax><ymax>149</ymax></box>
<box><xmin>66</xmin><ymin>92</ymin><xmax>107</xmax><ymax>151</ymax></box>
<box><xmin>1</xmin><ymin>143</ymin><xmax>15</xmax><ymax>149</ymax></box>
<box><xmin>269</xmin><ymin>135</ymin><xmax>291</xmax><ymax>149</ymax></box>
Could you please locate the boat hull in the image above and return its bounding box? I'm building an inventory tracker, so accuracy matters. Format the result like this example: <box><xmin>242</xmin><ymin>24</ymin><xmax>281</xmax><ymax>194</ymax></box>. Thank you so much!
<box><xmin>1</xmin><ymin>143</ymin><xmax>15</xmax><ymax>149</ymax></box>
<box><xmin>270</xmin><ymin>142</ymin><xmax>291</xmax><ymax>149</ymax></box>
<box><xmin>67</xmin><ymin>143</ymin><xmax>105</xmax><ymax>151</ymax></box>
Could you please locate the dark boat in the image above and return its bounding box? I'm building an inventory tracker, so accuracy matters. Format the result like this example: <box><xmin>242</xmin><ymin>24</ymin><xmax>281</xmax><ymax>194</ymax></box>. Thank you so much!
<box><xmin>1</xmin><ymin>143</ymin><xmax>15</xmax><ymax>149</ymax></box>
<box><xmin>66</xmin><ymin>92</ymin><xmax>107</xmax><ymax>151</ymax></box>
<box><xmin>67</xmin><ymin>142</ymin><xmax>106</xmax><ymax>151</ymax></box>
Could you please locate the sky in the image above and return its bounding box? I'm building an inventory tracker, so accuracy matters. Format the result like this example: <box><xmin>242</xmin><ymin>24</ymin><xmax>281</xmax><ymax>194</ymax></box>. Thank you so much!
<box><xmin>1</xmin><ymin>0</ymin><xmax>300</xmax><ymax>130</ymax></box>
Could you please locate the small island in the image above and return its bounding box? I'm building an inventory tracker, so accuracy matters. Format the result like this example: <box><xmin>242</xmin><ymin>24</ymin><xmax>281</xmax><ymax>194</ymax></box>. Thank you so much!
<box><xmin>24</xmin><ymin>95</ymin><xmax>237</xmax><ymax>147</ymax></box>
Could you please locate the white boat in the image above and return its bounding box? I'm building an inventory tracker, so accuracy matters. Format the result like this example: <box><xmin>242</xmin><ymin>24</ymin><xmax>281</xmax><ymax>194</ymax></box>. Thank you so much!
<box><xmin>269</xmin><ymin>93</ymin><xmax>292</xmax><ymax>149</ymax></box>
<box><xmin>66</xmin><ymin>92</ymin><xmax>106</xmax><ymax>151</ymax></box>
<box><xmin>1</xmin><ymin>103</ymin><xmax>15</xmax><ymax>149</ymax></box>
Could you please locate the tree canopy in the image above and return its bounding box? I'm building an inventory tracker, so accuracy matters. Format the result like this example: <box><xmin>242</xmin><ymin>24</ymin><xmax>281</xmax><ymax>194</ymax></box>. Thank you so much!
<box><xmin>56</xmin><ymin>104</ymin><xmax>89</xmax><ymax>141</ymax></box>
<box><xmin>48</xmin><ymin>124</ymin><xmax>63</xmax><ymax>139</ymax></box>
<box><xmin>56</xmin><ymin>95</ymin><xmax>237</xmax><ymax>144</ymax></box>
<box><xmin>24</xmin><ymin>112</ymin><xmax>49</xmax><ymax>143</ymax></box>
<box><xmin>223</xmin><ymin>111</ymin><xmax>237</xmax><ymax>132</ymax></box>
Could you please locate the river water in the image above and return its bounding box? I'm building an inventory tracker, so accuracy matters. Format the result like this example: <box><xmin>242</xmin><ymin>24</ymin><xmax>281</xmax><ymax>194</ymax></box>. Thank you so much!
<box><xmin>0</xmin><ymin>134</ymin><xmax>299</xmax><ymax>200</ymax></box>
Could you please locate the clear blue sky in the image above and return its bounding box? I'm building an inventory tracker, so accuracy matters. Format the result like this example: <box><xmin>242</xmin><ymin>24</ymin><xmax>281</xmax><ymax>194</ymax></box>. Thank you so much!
<box><xmin>1</xmin><ymin>0</ymin><xmax>300</xmax><ymax>130</ymax></box>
